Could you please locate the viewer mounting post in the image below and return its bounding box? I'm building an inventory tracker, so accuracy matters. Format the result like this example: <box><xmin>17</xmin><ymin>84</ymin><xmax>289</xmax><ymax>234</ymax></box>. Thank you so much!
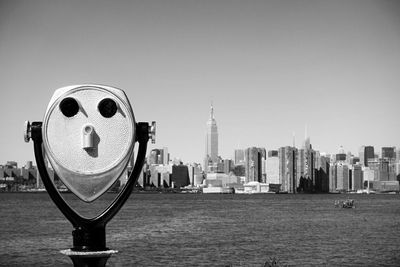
<box><xmin>24</xmin><ymin>85</ymin><xmax>155</xmax><ymax>267</ymax></box>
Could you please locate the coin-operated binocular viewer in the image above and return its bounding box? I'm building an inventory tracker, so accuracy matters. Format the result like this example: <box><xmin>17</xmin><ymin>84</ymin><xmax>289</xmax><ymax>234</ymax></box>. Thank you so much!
<box><xmin>24</xmin><ymin>85</ymin><xmax>155</xmax><ymax>266</ymax></box>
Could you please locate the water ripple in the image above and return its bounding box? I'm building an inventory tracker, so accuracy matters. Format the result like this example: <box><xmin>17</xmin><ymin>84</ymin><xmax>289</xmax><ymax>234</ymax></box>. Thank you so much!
<box><xmin>0</xmin><ymin>193</ymin><xmax>399</xmax><ymax>266</ymax></box>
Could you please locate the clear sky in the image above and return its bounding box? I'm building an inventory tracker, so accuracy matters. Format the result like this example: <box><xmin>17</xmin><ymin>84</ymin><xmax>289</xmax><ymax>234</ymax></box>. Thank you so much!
<box><xmin>0</xmin><ymin>0</ymin><xmax>399</xmax><ymax>166</ymax></box>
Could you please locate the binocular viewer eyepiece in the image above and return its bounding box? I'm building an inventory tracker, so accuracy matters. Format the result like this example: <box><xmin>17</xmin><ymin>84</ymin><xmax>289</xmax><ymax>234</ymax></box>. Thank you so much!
<box><xmin>25</xmin><ymin>84</ymin><xmax>155</xmax><ymax>264</ymax></box>
<box><xmin>25</xmin><ymin>84</ymin><xmax>155</xmax><ymax>202</ymax></box>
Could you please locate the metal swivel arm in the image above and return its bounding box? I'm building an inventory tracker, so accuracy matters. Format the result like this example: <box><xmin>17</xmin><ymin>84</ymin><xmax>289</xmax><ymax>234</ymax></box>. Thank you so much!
<box><xmin>26</xmin><ymin>121</ymin><xmax>152</xmax><ymax>251</ymax></box>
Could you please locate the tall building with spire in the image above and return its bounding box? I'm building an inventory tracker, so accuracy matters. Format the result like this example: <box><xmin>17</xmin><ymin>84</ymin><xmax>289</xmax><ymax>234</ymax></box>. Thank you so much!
<box><xmin>297</xmin><ymin>124</ymin><xmax>315</xmax><ymax>191</ymax></box>
<box><xmin>204</xmin><ymin>103</ymin><xmax>218</xmax><ymax>172</ymax></box>
<box><xmin>304</xmin><ymin>124</ymin><xmax>311</xmax><ymax>151</ymax></box>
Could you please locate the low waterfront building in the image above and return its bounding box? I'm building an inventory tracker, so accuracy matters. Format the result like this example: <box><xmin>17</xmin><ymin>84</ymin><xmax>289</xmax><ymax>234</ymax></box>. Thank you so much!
<box><xmin>202</xmin><ymin>186</ymin><xmax>234</xmax><ymax>194</ymax></box>
<box><xmin>205</xmin><ymin>172</ymin><xmax>239</xmax><ymax>187</ymax></box>
<box><xmin>369</xmin><ymin>181</ymin><xmax>399</xmax><ymax>192</ymax></box>
<box><xmin>243</xmin><ymin>181</ymin><xmax>269</xmax><ymax>193</ymax></box>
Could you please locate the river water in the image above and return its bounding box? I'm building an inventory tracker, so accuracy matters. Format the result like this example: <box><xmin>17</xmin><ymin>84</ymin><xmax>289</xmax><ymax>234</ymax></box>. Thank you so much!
<box><xmin>0</xmin><ymin>192</ymin><xmax>399</xmax><ymax>266</ymax></box>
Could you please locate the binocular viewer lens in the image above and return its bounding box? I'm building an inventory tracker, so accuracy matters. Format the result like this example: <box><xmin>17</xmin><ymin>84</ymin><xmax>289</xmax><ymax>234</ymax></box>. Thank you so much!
<box><xmin>59</xmin><ymin>97</ymin><xmax>118</xmax><ymax>119</ymax></box>
<box><xmin>59</xmin><ymin>97</ymin><xmax>79</xmax><ymax>118</ymax></box>
<box><xmin>98</xmin><ymin>98</ymin><xmax>117</xmax><ymax>118</ymax></box>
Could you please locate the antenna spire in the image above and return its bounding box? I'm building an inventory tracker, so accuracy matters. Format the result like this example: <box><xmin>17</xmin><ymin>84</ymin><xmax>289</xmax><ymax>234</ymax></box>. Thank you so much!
<box><xmin>210</xmin><ymin>101</ymin><xmax>214</xmax><ymax>119</ymax></box>
<box><xmin>293</xmin><ymin>132</ymin><xmax>296</xmax><ymax>148</ymax></box>
<box><xmin>305</xmin><ymin>123</ymin><xmax>308</xmax><ymax>140</ymax></box>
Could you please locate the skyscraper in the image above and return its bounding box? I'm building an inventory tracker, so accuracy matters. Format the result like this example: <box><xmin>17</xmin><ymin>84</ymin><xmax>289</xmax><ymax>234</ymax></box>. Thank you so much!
<box><xmin>162</xmin><ymin>147</ymin><xmax>170</xmax><ymax>165</ymax></box>
<box><xmin>336</xmin><ymin>146</ymin><xmax>346</xmax><ymax>162</ymax></box>
<box><xmin>149</xmin><ymin>149</ymin><xmax>162</xmax><ymax>165</ymax></box>
<box><xmin>329</xmin><ymin>163</ymin><xmax>336</xmax><ymax>192</ymax></box>
<box><xmin>223</xmin><ymin>159</ymin><xmax>234</xmax><ymax>174</ymax></box>
<box><xmin>297</xmin><ymin>148</ymin><xmax>305</xmax><ymax>182</ymax></box>
<box><xmin>359</xmin><ymin>146</ymin><xmax>375</xmax><ymax>166</ymax></box>
<box><xmin>299</xmin><ymin>131</ymin><xmax>315</xmax><ymax>190</ymax></box>
<box><xmin>382</xmin><ymin>147</ymin><xmax>395</xmax><ymax>160</ymax></box>
<box><xmin>336</xmin><ymin>164</ymin><xmax>349</xmax><ymax>191</ymax></box>
<box><xmin>266</xmin><ymin>150</ymin><xmax>279</xmax><ymax>185</ymax></box>
<box><xmin>334</xmin><ymin>146</ymin><xmax>349</xmax><ymax>191</ymax></box>
<box><xmin>244</xmin><ymin>147</ymin><xmax>265</xmax><ymax>183</ymax></box>
<box><xmin>234</xmin><ymin>149</ymin><xmax>245</xmax><ymax>165</ymax></box>
<box><xmin>351</xmin><ymin>164</ymin><xmax>363</xmax><ymax>191</ymax></box>
<box><xmin>368</xmin><ymin>158</ymin><xmax>396</xmax><ymax>181</ymax></box>
<box><xmin>315</xmin><ymin>156</ymin><xmax>330</xmax><ymax>193</ymax></box>
<box><xmin>205</xmin><ymin>104</ymin><xmax>218</xmax><ymax>171</ymax></box>
<box><xmin>279</xmin><ymin>146</ymin><xmax>297</xmax><ymax>193</ymax></box>
<box><xmin>148</xmin><ymin>148</ymin><xmax>170</xmax><ymax>165</ymax></box>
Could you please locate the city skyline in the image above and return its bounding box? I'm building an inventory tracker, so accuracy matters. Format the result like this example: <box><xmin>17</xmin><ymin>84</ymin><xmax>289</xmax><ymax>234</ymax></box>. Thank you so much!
<box><xmin>3</xmin><ymin>96</ymin><xmax>398</xmax><ymax>167</ymax></box>
<box><xmin>1</xmin><ymin>0</ymin><xmax>399</xmax><ymax>166</ymax></box>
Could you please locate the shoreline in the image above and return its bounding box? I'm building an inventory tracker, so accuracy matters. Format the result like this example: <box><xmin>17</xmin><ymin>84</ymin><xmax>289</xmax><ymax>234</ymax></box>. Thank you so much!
<box><xmin>0</xmin><ymin>190</ymin><xmax>398</xmax><ymax>195</ymax></box>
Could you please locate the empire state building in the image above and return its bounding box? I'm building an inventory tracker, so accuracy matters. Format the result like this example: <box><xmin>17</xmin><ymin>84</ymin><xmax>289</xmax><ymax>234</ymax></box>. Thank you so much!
<box><xmin>204</xmin><ymin>103</ymin><xmax>218</xmax><ymax>171</ymax></box>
